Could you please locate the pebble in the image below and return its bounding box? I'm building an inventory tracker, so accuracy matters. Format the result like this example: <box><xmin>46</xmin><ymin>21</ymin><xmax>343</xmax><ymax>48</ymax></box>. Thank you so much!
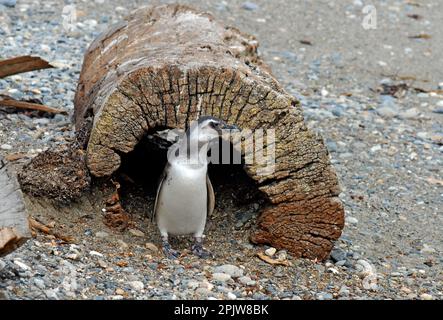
<box><xmin>45</xmin><ymin>288</ymin><xmax>59</xmax><ymax>300</ymax></box>
<box><xmin>213</xmin><ymin>264</ymin><xmax>244</xmax><ymax>278</ymax></box>
<box><xmin>0</xmin><ymin>0</ymin><xmax>16</xmax><ymax>7</ymax></box>
<box><xmin>399</xmin><ymin>108</ymin><xmax>420</xmax><ymax>119</ymax></box>
<box><xmin>212</xmin><ymin>273</ymin><xmax>231</xmax><ymax>282</ymax></box>
<box><xmin>227</xmin><ymin>292</ymin><xmax>237</xmax><ymax>300</ymax></box>
<box><xmin>317</xmin><ymin>292</ymin><xmax>333</xmax><ymax>300</ymax></box>
<box><xmin>347</xmin><ymin>216</ymin><xmax>359</xmax><ymax>225</ymax></box>
<box><xmin>420</xmin><ymin>293</ymin><xmax>433</xmax><ymax>300</ymax></box>
<box><xmin>95</xmin><ymin>231</ymin><xmax>109</xmax><ymax>238</ymax></box>
<box><xmin>34</xmin><ymin>278</ymin><xmax>46</xmax><ymax>289</ymax></box>
<box><xmin>115</xmin><ymin>288</ymin><xmax>125</xmax><ymax>295</ymax></box>
<box><xmin>89</xmin><ymin>250</ymin><xmax>104</xmax><ymax>257</ymax></box>
<box><xmin>195</xmin><ymin>287</ymin><xmax>212</xmax><ymax>297</ymax></box>
<box><xmin>421</xmin><ymin>244</ymin><xmax>436</xmax><ymax>254</ymax></box>
<box><xmin>13</xmin><ymin>260</ymin><xmax>30</xmax><ymax>271</ymax></box>
<box><xmin>330</xmin><ymin>248</ymin><xmax>347</xmax><ymax>262</ymax></box>
<box><xmin>265</xmin><ymin>247</ymin><xmax>277</xmax><ymax>257</ymax></box>
<box><xmin>145</xmin><ymin>242</ymin><xmax>159</xmax><ymax>252</ymax></box>
<box><xmin>376</xmin><ymin>106</ymin><xmax>397</xmax><ymax>118</ymax></box>
<box><xmin>238</xmin><ymin>276</ymin><xmax>256</xmax><ymax>286</ymax></box>
<box><xmin>0</xmin><ymin>144</ymin><xmax>13</xmax><ymax>150</ymax></box>
<box><xmin>128</xmin><ymin>281</ymin><xmax>144</xmax><ymax>291</ymax></box>
<box><xmin>129</xmin><ymin>229</ymin><xmax>145</xmax><ymax>237</ymax></box>
<box><xmin>241</xmin><ymin>2</ymin><xmax>258</xmax><ymax>11</ymax></box>
<box><xmin>339</xmin><ymin>285</ymin><xmax>350</xmax><ymax>296</ymax></box>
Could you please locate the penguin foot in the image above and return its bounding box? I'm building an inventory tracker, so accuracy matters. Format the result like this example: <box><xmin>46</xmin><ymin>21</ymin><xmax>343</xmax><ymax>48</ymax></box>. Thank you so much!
<box><xmin>191</xmin><ymin>243</ymin><xmax>212</xmax><ymax>259</ymax></box>
<box><xmin>162</xmin><ymin>242</ymin><xmax>180</xmax><ymax>259</ymax></box>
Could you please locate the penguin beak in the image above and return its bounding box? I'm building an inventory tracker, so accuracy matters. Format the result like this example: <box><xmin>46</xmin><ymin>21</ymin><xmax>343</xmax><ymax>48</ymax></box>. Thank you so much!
<box><xmin>222</xmin><ymin>123</ymin><xmax>240</xmax><ymax>131</ymax></box>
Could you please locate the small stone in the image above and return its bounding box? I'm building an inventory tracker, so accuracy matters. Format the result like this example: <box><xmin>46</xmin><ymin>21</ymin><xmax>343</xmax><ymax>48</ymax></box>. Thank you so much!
<box><xmin>317</xmin><ymin>292</ymin><xmax>333</xmax><ymax>300</ymax></box>
<box><xmin>115</xmin><ymin>288</ymin><xmax>125</xmax><ymax>295</ymax></box>
<box><xmin>227</xmin><ymin>292</ymin><xmax>237</xmax><ymax>300</ymax></box>
<box><xmin>370</xmin><ymin>145</ymin><xmax>382</xmax><ymax>153</ymax></box>
<box><xmin>328</xmin><ymin>267</ymin><xmax>339</xmax><ymax>274</ymax></box>
<box><xmin>117</xmin><ymin>239</ymin><xmax>128</xmax><ymax>249</ymax></box>
<box><xmin>420</xmin><ymin>293</ymin><xmax>433</xmax><ymax>300</ymax></box>
<box><xmin>95</xmin><ymin>231</ymin><xmax>109</xmax><ymax>238</ymax></box>
<box><xmin>400</xmin><ymin>286</ymin><xmax>412</xmax><ymax>294</ymax></box>
<box><xmin>187</xmin><ymin>280</ymin><xmax>200</xmax><ymax>290</ymax></box>
<box><xmin>129</xmin><ymin>229</ymin><xmax>145</xmax><ymax>237</ymax></box>
<box><xmin>347</xmin><ymin>216</ymin><xmax>358</xmax><ymax>225</ymax></box>
<box><xmin>89</xmin><ymin>250</ymin><xmax>104</xmax><ymax>257</ymax></box>
<box><xmin>0</xmin><ymin>0</ymin><xmax>16</xmax><ymax>8</ymax></box>
<box><xmin>238</xmin><ymin>276</ymin><xmax>256</xmax><ymax>286</ymax></box>
<box><xmin>421</xmin><ymin>244</ymin><xmax>436</xmax><ymax>254</ymax></box>
<box><xmin>399</xmin><ymin>107</ymin><xmax>420</xmax><ymax>119</ymax></box>
<box><xmin>65</xmin><ymin>253</ymin><xmax>79</xmax><ymax>261</ymax></box>
<box><xmin>0</xmin><ymin>144</ymin><xmax>13</xmax><ymax>150</ymax></box>
<box><xmin>129</xmin><ymin>280</ymin><xmax>144</xmax><ymax>291</ymax></box>
<box><xmin>339</xmin><ymin>285</ymin><xmax>350</xmax><ymax>296</ymax></box>
<box><xmin>195</xmin><ymin>287</ymin><xmax>212</xmax><ymax>297</ymax></box>
<box><xmin>45</xmin><ymin>288</ymin><xmax>59</xmax><ymax>300</ymax></box>
<box><xmin>13</xmin><ymin>260</ymin><xmax>30</xmax><ymax>271</ymax></box>
<box><xmin>436</xmin><ymin>100</ymin><xmax>443</xmax><ymax>108</ymax></box>
<box><xmin>213</xmin><ymin>264</ymin><xmax>244</xmax><ymax>278</ymax></box>
<box><xmin>376</xmin><ymin>106</ymin><xmax>397</xmax><ymax>118</ymax></box>
<box><xmin>330</xmin><ymin>248</ymin><xmax>347</xmax><ymax>262</ymax></box>
<box><xmin>212</xmin><ymin>273</ymin><xmax>231</xmax><ymax>282</ymax></box>
<box><xmin>265</xmin><ymin>247</ymin><xmax>277</xmax><ymax>257</ymax></box>
<box><xmin>34</xmin><ymin>278</ymin><xmax>46</xmax><ymax>289</ymax></box>
<box><xmin>241</xmin><ymin>2</ymin><xmax>258</xmax><ymax>11</ymax></box>
<box><xmin>145</xmin><ymin>242</ymin><xmax>159</xmax><ymax>252</ymax></box>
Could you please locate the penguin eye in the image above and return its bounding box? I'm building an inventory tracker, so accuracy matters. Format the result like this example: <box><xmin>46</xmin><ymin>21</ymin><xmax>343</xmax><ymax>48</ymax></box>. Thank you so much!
<box><xmin>209</xmin><ymin>121</ymin><xmax>218</xmax><ymax>128</ymax></box>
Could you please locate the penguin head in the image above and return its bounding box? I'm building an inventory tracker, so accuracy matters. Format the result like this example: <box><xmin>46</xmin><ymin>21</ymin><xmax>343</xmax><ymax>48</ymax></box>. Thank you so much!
<box><xmin>190</xmin><ymin>116</ymin><xmax>238</xmax><ymax>144</ymax></box>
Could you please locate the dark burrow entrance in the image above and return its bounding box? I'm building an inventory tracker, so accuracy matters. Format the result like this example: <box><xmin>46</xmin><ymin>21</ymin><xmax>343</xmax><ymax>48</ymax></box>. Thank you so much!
<box><xmin>115</xmin><ymin>129</ymin><xmax>268</xmax><ymax>248</ymax></box>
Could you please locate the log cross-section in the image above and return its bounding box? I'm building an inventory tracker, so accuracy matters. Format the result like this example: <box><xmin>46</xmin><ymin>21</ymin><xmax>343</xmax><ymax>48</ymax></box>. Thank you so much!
<box><xmin>74</xmin><ymin>4</ymin><xmax>344</xmax><ymax>260</ymax></box>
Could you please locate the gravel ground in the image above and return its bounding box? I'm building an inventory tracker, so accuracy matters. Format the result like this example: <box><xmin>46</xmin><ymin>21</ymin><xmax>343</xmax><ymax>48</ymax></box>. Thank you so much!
<box><xmin>0</xmin><ymin>0</ymin><xmax>442</xmax><ymax>300</ymax></box>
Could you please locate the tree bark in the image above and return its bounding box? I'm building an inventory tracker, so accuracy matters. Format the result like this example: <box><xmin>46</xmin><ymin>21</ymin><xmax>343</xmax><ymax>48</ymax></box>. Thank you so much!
<box><xmin>73</xmin><ymin>4</ymin><xmax>344</xmax><ymax>260</ymax></box>
<box><xmin>0</xmin><ymin>156</ymin><xmax>30</xmax><ymax>256</ymax></box>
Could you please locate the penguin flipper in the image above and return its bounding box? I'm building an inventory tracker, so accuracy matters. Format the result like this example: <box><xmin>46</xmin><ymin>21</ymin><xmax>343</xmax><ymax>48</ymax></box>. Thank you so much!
<box><xmin>152</xmin><ymin>163</ymin><xmax>169</xmax><ymax>222</ymax></box>
<box><xmin>206</xmin><ymin>174</ymin><xmax>215</xmax><ymax>217</ymax></box>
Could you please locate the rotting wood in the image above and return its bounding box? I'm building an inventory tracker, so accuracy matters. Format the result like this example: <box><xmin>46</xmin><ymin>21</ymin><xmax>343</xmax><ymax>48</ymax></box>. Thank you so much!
<box><xmin>28</xmin><ymin>217</ymin><xmax>74</xmax><ymax>243</ymax></box>
<box><xmin>0</xmin><ymin>95</ymin><xmax>67</xmax><ymax>115</ymax></box>
<box><xmin>0</xmin><ymin>55</ymin><xmax>54</xmax><ymax>78</ymax></box>
<box><xmin>20</xmin><ymin>4</ymin><xmax>345</xmax><ymax>260</ymax></box>
<box><xmin>0</xmin><ymin>156</ymin><xmax>30</xmax><ymax>256</ymax></box>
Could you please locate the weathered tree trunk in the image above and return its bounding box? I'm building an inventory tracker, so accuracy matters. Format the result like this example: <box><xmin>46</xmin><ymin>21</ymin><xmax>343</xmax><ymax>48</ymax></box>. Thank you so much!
<box><xmin>73</xmin><ymin>4</ymin><xmax>344</xmax><ymax>260</ymax></box>
<box><xmin>0</xmin><ymin>156</ymin><xmax>30</xmax><ymax>256</ymax></box>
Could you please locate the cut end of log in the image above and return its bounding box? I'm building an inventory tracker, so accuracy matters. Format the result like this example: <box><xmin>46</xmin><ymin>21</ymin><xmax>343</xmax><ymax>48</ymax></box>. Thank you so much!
<box><xmin>62</xmin><ymin>4</ymin><xmax>342</xmax><ymax>259</ymax></box>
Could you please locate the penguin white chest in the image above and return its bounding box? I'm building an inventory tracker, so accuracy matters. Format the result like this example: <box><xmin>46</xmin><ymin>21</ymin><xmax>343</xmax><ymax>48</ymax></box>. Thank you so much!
<box><xmin>156</xmin><ymin>163</ymin><xmax>208</xmax><ymax>236</ymax></box>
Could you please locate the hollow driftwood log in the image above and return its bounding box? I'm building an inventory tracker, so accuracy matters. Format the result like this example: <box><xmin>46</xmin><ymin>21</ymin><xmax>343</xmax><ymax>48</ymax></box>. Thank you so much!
<box><xmin>73</xmin><ymin>4</ymin><xmax>344</xmax><ymax>260</ymax></box>
<box><xmin>0</xmin><ymin>156</ymin><xmax>30</xmax><ymax>256</ymax></box>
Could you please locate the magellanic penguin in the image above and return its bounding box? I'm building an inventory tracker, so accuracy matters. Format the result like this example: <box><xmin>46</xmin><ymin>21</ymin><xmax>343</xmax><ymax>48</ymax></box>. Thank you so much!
<box><xmin>153</xmin><ymin>116</ymin><xmax>238</xmax><ymax>259</ymax></box>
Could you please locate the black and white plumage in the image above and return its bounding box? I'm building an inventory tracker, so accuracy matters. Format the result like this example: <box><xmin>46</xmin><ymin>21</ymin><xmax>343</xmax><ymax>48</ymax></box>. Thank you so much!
<box><xmin>153</xmin><ymin>116</ymin><xmax>236</xmax><ymax>259</ymax></box>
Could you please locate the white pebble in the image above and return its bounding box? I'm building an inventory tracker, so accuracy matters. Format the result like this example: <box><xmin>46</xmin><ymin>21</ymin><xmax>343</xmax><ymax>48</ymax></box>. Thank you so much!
<box><xmin>89</xmin><ymin>250</ymin><xmax>104</xmax><ymax>257</ymax></box>
<box><xmin>420</xmin><ymin>293</ymin><xmax>433</xmax><ymax>300</ymax></box>
<box><xmin>227</xmin><ymin>292</ymin><xmax>237</xmax><ymax>300</ymax></box>
<box><xmin>0</xmin><ymin>144</ymin><xmax>13</xmax><ymax>150</ymax></box>
<box><xmin>265</xmin><ymin>247</ymin><xmax>277</xmax><ymax>257</ymax></box>
<box><xmin>212</xmin><ymin>273</ymin><xmax>231</xmax><ymax>282</ymax></box>
<box><xmin>129</xmin><ymin>281</ymin><xmax>144</xmax><ymax>291</ymax></box>
<box><xmin>347</xmin><ymin>216</ymin><xmax>359</xmax><ymax>225</ymax></box>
